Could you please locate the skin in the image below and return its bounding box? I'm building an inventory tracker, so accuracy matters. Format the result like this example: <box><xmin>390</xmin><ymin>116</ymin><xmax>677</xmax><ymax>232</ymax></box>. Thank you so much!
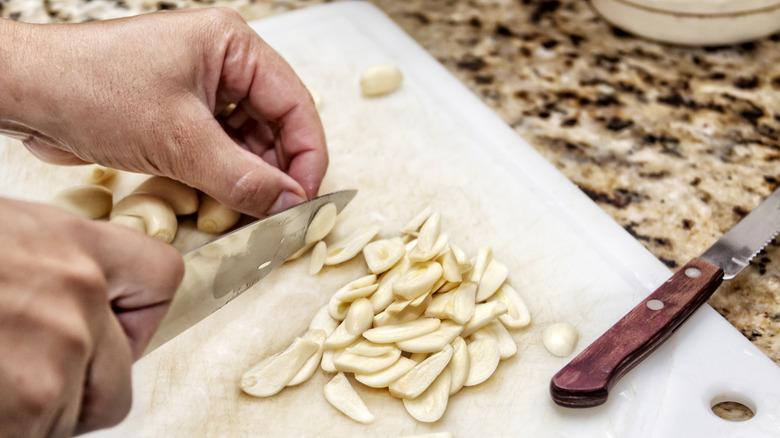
<box><xmin>0</xmin><ymin>8</ymin><xmax>328</xmax><ymax>436</ymax></box>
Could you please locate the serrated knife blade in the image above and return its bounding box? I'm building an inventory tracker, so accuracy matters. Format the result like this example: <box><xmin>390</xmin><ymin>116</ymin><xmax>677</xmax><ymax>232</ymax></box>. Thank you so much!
<box><xmin>144</xmin><ymin>190</ymin><xmax>357</xmax><ymax>355</ymax></box>
<box><xmin>551</xmin><ymin>186</ymin><xmax>780</xmax><ymax>408</ymax></box>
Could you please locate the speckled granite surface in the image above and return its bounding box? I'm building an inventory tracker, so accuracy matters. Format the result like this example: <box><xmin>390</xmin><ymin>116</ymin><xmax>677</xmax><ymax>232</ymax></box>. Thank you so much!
<box><xmin>1</xmin><ymin>0</ymin><xmax>778</xmax><ymax>367</ymax></box>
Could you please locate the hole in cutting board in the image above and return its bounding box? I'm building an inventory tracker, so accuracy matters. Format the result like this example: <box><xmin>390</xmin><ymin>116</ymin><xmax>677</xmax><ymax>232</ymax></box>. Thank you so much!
<box><xmin>710</xmin><ymin>395</ymin><xmax>755</xmax><ymax>422</ymax></box>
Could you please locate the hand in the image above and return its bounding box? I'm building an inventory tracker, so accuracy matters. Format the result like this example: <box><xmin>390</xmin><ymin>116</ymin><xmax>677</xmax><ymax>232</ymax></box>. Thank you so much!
<box><xmin>0</xmin><ymin>198</ymin><xmax>183</xmax><ymax>436</ymax></box>
<box><xmin>0</xmin><ymin>8</ymin><xmax>327</xmax><ymax>217</ymax></box>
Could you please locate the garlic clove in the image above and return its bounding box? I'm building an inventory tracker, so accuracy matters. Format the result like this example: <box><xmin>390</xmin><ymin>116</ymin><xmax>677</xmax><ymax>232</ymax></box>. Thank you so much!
<box><xmin>241</xmin><ymin>337</ymin><xmax>319</xmax><ymax>397</ymax></box>
<box><xmin>309</xmin><ymin>241</ymin><xmax>327</xmax><ymax>275</ymax></box>
<box><xmin>85</xmin><ymin>166</ymin><xmax>117</xmax><ymax>185</ymax></box>
<box><xmin>309</xmin><ymin>305</ymin><xmax>339</xmax><ymax>336</ymax></box>
<box><xmin>542</xmin><ymin>322</ymin><xmax>579</xmax><ymax>357</ymax></box>
<box><xmin>416</xmin><ymin>212</ymin><xmax>441</xmax><ymax>253</ymax></box>
<box><xmin>403</xmin><ymin>368</ymin><xmax>451</xmax><ymax>423</ymax></box>
<box><xmin>363</xmin><ymin>318</ymin><xmax>440</xmax><ymax>343</ymax></box>
<box><xmin>489</xmin><ymin>284</ymin><xmax>531</xmax><ymax>329</ymax></box>
<box><xmin>343</xmin><ymin>298</ymin><xmax>373</xmax><ymax>336</ymax></box>
<box><xmin>345</xmin><ymin>340</ymin><xmax>396</xmax><ymax>357</ymax></box>
<box><xmin>196</xmin><ymin>194</ymin><xmax>240</xmax><ymax>235</ymax></box>
<box><xmin>287</xmin><ymin>329</ymin><xmax>326</xmax><ymax>386</ymax></box>
<box><xmin>469</xmin><ymin>247</ymin><xmax>492</xmax><ymax>282</ymax></box>
<box><xmin>349</xmin><ymin>274</ymin><xmax>379</xmax><ymax>289</ymax></box>
<box><xmin>360</xmin><ymin>64</ymin><xmax>403</xmax><ymax>98</ymax></box>
<box><xmin>324</xmin><ymin>372</ymin><xmax>375</xmax><ymax>424</ymax></box>
<box><xmin>464</xmin><ymin>336</ymin><xmax>500</xmax><ymax>387</ymax></box>
<box><xmin>363</xmin><ymin>237</ymin><xmax>405</xmax><ymax>274</ymax></box>
<box><xmin>462</xmin><ymin>301</ymin><xmax>508</xmax><ymax>337</ymax></box>
<box><xmin>52</xmin><ymin>184</ymin><xmax>113</xmax><ymax>219</ymax></box>
<box><xmin>321</xmin><ymin>350</ymin><xmax>337</xmax><ymax>373</ymax></box>
<box><xmin>394</xmin><ymin>261</ymin><xmax>443</xmax><ymax>300</ymax></box>
<box><xmin>476</xmin><ymin>259</ymin><xmax>508</xmax><ymax>302</ymax></box>
<box><xmin>111</xmin><ymin>215</ymin><xmax>146</xmax><ymax>233</ymax></box>
<box><xmin>134</xmin><ymin>176</ymin><xmax>199</xmax><ymax>215</ymax></box>
<box><xmin>473</xmin><ymin>321</ymin><xmax>517</xmax><ymax>360</ymax></box>
<box><xmin>334</xmin><ymin>348</ymin><xmax>401</xmax><ymax>374</ymax></box>
<box><xmin>305</xmin><ymin>203</ymin><xmax>337</xmax><ymax>244</ymax></box>
<box><xmin>389</xmin><ymin>344</ymin><xmax>453</xmax><ymax>399</ymax></box>
<box><xmin>325</xmin><ymin>225</ymin><xmax>380</xmax><ymax>265</ymax></box>
<box><xmin>355</xmin><ymin>357</ymin><xmax>417</xmax><ymax>388</ymax></box>
<box><xmin>111</xmin><ymin>193</ymin><xmax>178</xmax><ymax>243</ymax></box>
<box><xmin>401</xmin><ymin>206</ymin><xmax>433</xmax><ymax>235</ymax></box>
<box><xmin>396</xmin><ymin>321</ymin><xmax>464</xmax><ymax>354</ymax></box>
<box><xmin>447</xmin><ymin>337</ymin><xmax>470</xmax><ymax>395</ymax></box>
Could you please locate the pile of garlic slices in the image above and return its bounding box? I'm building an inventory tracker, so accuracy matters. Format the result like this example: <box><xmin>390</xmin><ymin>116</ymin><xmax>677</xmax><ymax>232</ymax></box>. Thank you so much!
<box><xmin>241</xmin><ymin>206</ymin><xmax>533</xmax><ymax>424</ymax></box>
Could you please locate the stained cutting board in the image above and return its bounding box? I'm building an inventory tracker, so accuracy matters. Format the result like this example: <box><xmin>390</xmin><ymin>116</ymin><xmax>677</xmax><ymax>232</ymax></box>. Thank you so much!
<box><xmin>1</xmin><ymin>3</ymin><xmax>779</xmax><ymax>437</ymax></box>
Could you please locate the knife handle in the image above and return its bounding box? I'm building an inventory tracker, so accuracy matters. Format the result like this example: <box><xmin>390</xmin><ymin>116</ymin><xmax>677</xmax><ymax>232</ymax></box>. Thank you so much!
<box><xmin>550</xmin><ymin>257</ymin><xmax>724</xmax><ymax>408</ymax></box>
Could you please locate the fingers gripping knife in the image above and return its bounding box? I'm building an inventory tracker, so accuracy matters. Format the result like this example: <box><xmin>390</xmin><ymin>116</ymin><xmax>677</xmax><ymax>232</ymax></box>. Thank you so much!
<box><xmin>551</xmin><ymin>187</ymin><xmax>780</xmax><ymax>408</ymax></box>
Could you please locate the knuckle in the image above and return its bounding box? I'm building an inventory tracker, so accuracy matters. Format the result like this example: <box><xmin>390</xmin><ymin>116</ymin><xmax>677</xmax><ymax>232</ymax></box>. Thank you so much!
<box><xmin>205</xmin><ymin>7</ymin><xmax>243</xmax><ymax>26</ymax></box>
<box><xmin>18</xmin><ymin>371</ymin><xmax>66</xmax><ymax>417</ymax></box>
<box><xmin>58</xmin><ymin>259</ymin><xmax>107</xmax><ymax>297</ymax></box>
<box><xmin>56</xmin><ymin>316</ymin><xmax>94</xmax><ymax>360</ymax></box>
<box><xmin>226</xmin><ymin>169</ymin><xmax>273</xmax><ymax>214</ymax></box>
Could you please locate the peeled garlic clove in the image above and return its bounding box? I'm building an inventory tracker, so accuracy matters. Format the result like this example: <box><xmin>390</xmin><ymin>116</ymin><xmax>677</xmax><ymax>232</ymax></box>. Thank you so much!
<box><xmin>346</xmin><ymin>340</ymin><xmax>396</xmax><ymax>357</ymax></box>
<box><xmin>490</xmin><ymin>284</ymin><xmax>531</xmax><ymax>329</ymax></box>
<box><xmin>355</xmin><ymin>356</ymin><xmax>417</xmax><ymax>388</ymax></box>
<box><xmin>309</xmin><ymin>306</ymin><xmax>339</xmax><ymax>336</ymax></box>
<box><xmin>396</xmin><ymin>321</ymin><xmax>463</xmax><ymax>353</ymax></box>
<box><xmin>324</xmin><ymin>372</ymin><xmax>375</xmax><ymax>424</ymax></box>
<box><xmin>321</xmin><ymin>350</ymin><xmax>337</xmax><ymax>373</ymax></box>
<box><xmin>473</xmin><ymin>322</ymin><xmax>517</xmax><ymax>360</ymax></box>
<box><xmin>360</xmin><ymin>64</ymin><xmax>403</xmax><ymax>98</ymax></box>
<box><xmin>111</xmin><ymin>215</ymin><xmax>145</xmax><ymax>233</ymax></box>
<box><xmin>363</xmin><ymin>238</ymin><xmax>405</xmax><ymax>274</ymax></box>
<box><xmin>241</xmin><ymin>337</ymin><xmax>319</xmax><ymax>397</ymax></box>
<box><xmin>462</xmin><ymin>301</ymin><xmax>508</xmax><ymax>337</ymax></box>
<box><xmin>440</xmin><ymin>250</ymin><xmax>462</xmax><ymax>283</ymax></box>
<box><xmin>448</xmin><ymin>337</ymin><xmax>470</xmax><ymax>395</ymax></box>
<box><xmin>197</xmin><ymin>195</ymin><xmax>240</xmax><ymax>235</ymax></box>
<box><xmin>305</xmin><ymin>203</ymin><xmax>337</xmax><ymax>244</ymax></box>
<box><xmin>470</xmin><ymin>247</ymin><xmax>492</xmax><ymax>282</ymax></box>
<box><xmin>542</xmin><ymin>322</ymin><xmax>579</xmax><ymax>357</ymax></box>
<box><xmin>288</xmin><ymin>329</ymin><xmax>326</xmax><ymax>386</ymax></box>
<box><xmin>464</xmin><ymin>336</ymin><xmax>500</xmax><ymax>387</ymax></box>
<box><xmin>476</xmin><ymin>259</ymin><xmax>508</xmax><ymax>302</ymax></box>
<box><xmin>416</xmin><ymin>212</ymin><xmax>440</xmax><ymax>253</ymax></box>
<box><xmin>394</xmin><ymin>262</ymin><xmax>443</xmax><ymax>300</ymax></box>
<box><xmin>334</xmin><ymin>348</ymin><xmax>401</xmax><ymax>374</ymax></box>
<box><xmin>52</xmin><ymin>184</ymin><xmax>113</xmax><ymax>219</ymax></box>
<box><xmin>401</xmin><ymin>206</ymin><xmax>433</xmax><ymax>234</ymax></box>
<box><xmin>325</xmin><ymin>225</ymin><xmax>380</xmax><ymax>265</ymax></box>
<box><xmin>363</xmin><ymin>318</ymin><xmax>440</xmax><ymax>343</ymax></box>
<box><xmin>389</xmin><ymin>344</ymin><xmax>453</xmax><ymax>399</ymax></box>
<box><xmin>86</xmin><ymin>166</ymin><xmax>117</xmax><ymax>184</ymax></box>
<box><xmin>344</xmin><ymin>298</ymin><xmax>373</xmax><ymax>336</ymax></box>
<box><xmin>309</xmin><ymin>241</ymin><xmax>327</xmax><ymax>275</ymax></box>
<box><xmin>111</xmin><ymin>193</ymin><xmax>177</xmax><ymax>243</ymax></box>
<box><xmin>403</xmin><ymin>368</ymin><xmax>451</xmax><ymax>423</ymax></box>
<box><xmin>134</xmin><ymin>176</ymin><xmax>199</xmax><ymax>215</ymax></box>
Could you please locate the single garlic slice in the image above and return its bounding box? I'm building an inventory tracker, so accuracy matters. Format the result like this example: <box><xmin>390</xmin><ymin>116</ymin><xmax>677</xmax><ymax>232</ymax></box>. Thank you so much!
<box><xmin>425</xmin><ymin>282</ymin><xmax>476</xmax><ymax>325</ymax></box>
<box><xmin>324</xmin><ymin>372</ymin><xmax>375</xmax><ymax>424</ymax></box>
<box><xmin>321</xmin><ymin>350</ymin><xmax>337</xmax><ymax>373</ymax></box>
<box><xmin>371</xmin><ymin>256</ymin><xmax>411</xmax><ymax>313</ymax></box>
<box><xmin>325</xmin><ymin>316</ymin><xmax>365</xmax><ymax>350</ymax></box>
<box><xmin>448</xmin><ymin>337</ymin><xmax>470</xmax><ymax>395</ymax></box>
<box><xmin>396</xmin><ymin>321</ymin><xmax>464</xmax><ymax>354</ymax></box>
<box><xmin>309</xmin><ymin>241</ymin><xmax>327</xmax><ymax>275</ymax></box>
<box><xmin>470</xmin><ymin>247</ymin><xmax>493</xmax><ymax>283</ymax></box>
<box><xmin>305</xmin><ymin>203</ymin><xmax>337</xmax><ymax>244</ymax></box>
<box><xmin>360</xmin><ymin>64</ymin><xmax>403</xmax><ymax>98</ymax></box>
<box><xmin>410</xmin><ymin>290</ymin><xmax>431</xmax><ymax>307</ymax></box>
<box><xmin>489</xmin><ymin>284</ymin><xmax>531</xmax><ymax>329</ymax></box>
<box><xmin>394</xmin><ymin>262</ymin><xmax>443</xmax><ymax>300</ymax></box>
<box><xmin>346</xmin><ymin>340</ymin><xmax>396</xmax><ymax>357</ymax></box>
<box><xmin>401</xmin><ymin>206</ymin><xmax>433</xmax><ymax>235</ymax></box>
<box><xmin>354</xmin><ymin>357</ymin><xmax>417</xmax><ymax>388</ymax></box>
<box><xmin>241</xmin><ymin>337</ymin><xmax>319</xmax><ymax>397</ymax></box>
<box><xmin>409</xmin><ymin>233</ymin><xmax>449</xmax><ymax>263</ymax></box>
<box><xmin>287</xmin><ymin>241</ymin><xmax>315</xmax><ymax>262</ymax></box>
<box><xmin>473</xmin><ymin>322</ymin><xmax>517</xmax><ymax>360</ymax></box>
<box><xmin>334</xmin><ymin>348</ymin><xmax>401</xmax><ymax>374</ymax></box>
<box><xmin>462</xmin><ymin>301</ymin><xmax>508</xmax><ymax>337</ymax></box>
<box><xmin>449</xmin><ymin>243</ymin><xmax>471</xmax><ymax>273</ymax></box>
<box><xmin>542</xmin><ymin>322</ymin><xmax>579</xmax><ymax>357</ymax></box>
<box><xmin>334</xmin><ymin>282</ymin><xmax>379</xmax><ymax>302</ymax></box>
<box><xmin>288</xmin><ymin>329</ymin><xmax>326</xmax><ymax>386</ymax></box>
<box><xmin>476</xmin><ymin>259</ymin><xmax>508</xmax><ymax>302</ymax></box>
<box><xmin>403</xmin><ymin>368</ymin><xmax>451</xmax><ymax>423</ymax></box>
<box><xmin>309</xmin><ymin>306</ymin><xmax>339</xmax><ymax>336</ymax></box>
<box><xmin>385</xmin><ymin>296</ymin><xmax>414</xmax><ymax>314</ymax></box>
<box><xmin>325</xmin><ymin>225</ymin><xmax>380</xmax><ymax>265</ymax></box>
<box><xmin>440</xmin><ymin>250</ymin><xmax>462</xmax><ymax>283</ymax></box>
<box><xmin>464</xmin><ymin>336</ymin><xmax>500</xmax><ymax>387</ymax></box>
<box><xmin>344</xmin><ymin>298</ymin><xmax>373</xmax><ymax>336</ymax></box>
<box><xmin>437</xmin><ymin>281</ymin><xmax>460</xmax><ymax>293</ymax></box>
<box><xmin>363</xmin><ymin>237</ymin><xmax>405</xmax><ymax>274</ymax></box>
<box><xmin>363</xmin><ymin>318</ymin><xmax>440</xmax><ymax>343</ymax></box>
<box><xmin>328</xmin><ymin>299</ymin><xmax>351</xmax><ymax>322</ymax></box>
<box><xmin>416</xmin><ymin>212</ymin><xmax>441</xmax><ymax>253</ymax></box>
<box><xmin>410</xmin><ymin>353</ymin><xmax>428</xmax><ymax>363</ymax></box>
<box><xmin>389</xmin><ymin>344</ymin><xmax>453</xmax><ymax>399</ymax></box>
<box><xmin>373</xmin><ymin>306</ymin><xmax>425</xmax><ymax>327</ymax></box>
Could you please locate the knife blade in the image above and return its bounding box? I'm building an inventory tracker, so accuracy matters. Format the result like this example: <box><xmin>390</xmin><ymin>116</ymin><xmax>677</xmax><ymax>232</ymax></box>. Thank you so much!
<box><xmin>551</xmin><ymin>187</ymin><xmax>780</xmax><ymax>408</ymax></box>
<box><xmin>144</xmin><ymin>189</ymin><xmax>357</xmax><ymax>355</ymax></box>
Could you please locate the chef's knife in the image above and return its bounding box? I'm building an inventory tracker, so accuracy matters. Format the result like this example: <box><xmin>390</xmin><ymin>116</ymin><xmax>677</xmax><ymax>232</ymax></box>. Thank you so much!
<box><xmin>143</xmin><ymin>189</ymin><xmax>357</xmax><ymax>355</ymax></box>
<box><xmin>551</xmin><ymin>186</ymin><xmax>780</xmax><ymax>408</ymax></box>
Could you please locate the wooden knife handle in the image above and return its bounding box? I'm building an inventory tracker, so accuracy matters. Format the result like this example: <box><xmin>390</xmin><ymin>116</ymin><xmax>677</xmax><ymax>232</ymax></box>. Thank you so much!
<box><xmin>550</xmin><ymin>257</ymin><xmax>724</xmax><ymax>408</ymax></box>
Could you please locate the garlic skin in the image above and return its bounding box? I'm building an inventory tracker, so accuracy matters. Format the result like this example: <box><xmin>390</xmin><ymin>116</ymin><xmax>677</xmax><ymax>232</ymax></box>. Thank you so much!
<box><xmin>542</xmin><ymin>322</ymin><xmax>579</xmax><ymax>357</ymax></box>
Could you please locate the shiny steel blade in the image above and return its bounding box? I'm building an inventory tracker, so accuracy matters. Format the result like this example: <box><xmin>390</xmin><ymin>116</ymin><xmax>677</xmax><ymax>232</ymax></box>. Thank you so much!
<box><xmin>701</xmin><ymin>187</ymin><xmax>780</xmax><ymax>279</ymax></box>
<box><xmin>144</xmin><ymin>190</ymin><xmax>357</xmax><ymax>354</ymax></box>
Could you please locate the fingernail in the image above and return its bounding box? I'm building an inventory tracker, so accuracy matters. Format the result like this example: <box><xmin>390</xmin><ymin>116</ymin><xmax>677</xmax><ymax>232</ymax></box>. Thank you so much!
<box><xmin>268</xmin><ymin>191</ymin><xmax>305</xmax><ymax>215</ymax></box>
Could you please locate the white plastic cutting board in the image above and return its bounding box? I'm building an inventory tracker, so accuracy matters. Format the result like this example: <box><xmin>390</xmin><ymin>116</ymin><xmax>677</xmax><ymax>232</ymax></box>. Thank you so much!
<box><xmin>1</xmin><ymin>2</ymin><xmax>778</xmax><ymax>437</ymax></box>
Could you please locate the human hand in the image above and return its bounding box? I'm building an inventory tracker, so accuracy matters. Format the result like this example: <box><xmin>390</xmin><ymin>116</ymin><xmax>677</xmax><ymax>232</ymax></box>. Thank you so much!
<box><xmin>0</xmin><ymin>8</ymin><xmax>327</xmax><ymax>218</ymax></box>
<box><xmin>0</xmin><ymin>198</ymin><xmax>183</xmax><ymax>436</ymax></box>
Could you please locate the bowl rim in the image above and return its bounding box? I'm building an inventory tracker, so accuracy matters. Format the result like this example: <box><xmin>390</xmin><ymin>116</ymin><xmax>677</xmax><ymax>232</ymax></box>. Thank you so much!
<box><xmin>605</xmin><ymin>0</ymin><xmax>780</xmax><ymax>17</ymax></box>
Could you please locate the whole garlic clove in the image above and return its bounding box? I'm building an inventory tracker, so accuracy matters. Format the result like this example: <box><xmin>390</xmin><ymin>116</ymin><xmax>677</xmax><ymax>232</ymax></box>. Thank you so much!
<box><xmin>473</xmin><ymin>321</ymin><xmax>517</xmax><ymax>360</ymax></box>
<box><xmin>323</xmin><ymin>372</ymin><xmax>375</xmax><ymax>424</ymax></box>
<box><xmin>447</xmin><ymin>337</ymin><xmax>470</xmax><ymax>395</ymax></box>
<box><xmin>396</xmin><ymin>321</ymin><xmax>464</xmax><ymax>354</ymax></box>
<box><xmin>389</xmin><ymin>344</ymin><xmax>453</xmax><ymax>399</ymax></box>
<box><xmin>197</xmin><ymin>194</ymin><xmax>240</xmax><ymax>235</ymax></box>
<box><xmin>461</xmin><ymin>301</ymin><xmax>508</xmax><ymax>337</ymax></box>
<box><xmin>288</xmin><ymin>329</ymin><xmax>326</xmax><ymax>386</ymax></box>
<box><xmin>354</xmin><ymin>357</ymin><xmax>417</xmax><ymax>388</ymax></box>
<box><xmin>52</xmin><ymin>184</ymin><xmax>113</xmax><ymax>219</ymax></box>
<box><xmin>403</xmin><ymin>368</ymin><xmax>451</xmax><ymax>423</ymax></box>
<box><xmin>360</xmin><ymin>64</ymin><xmax>403</xmax><ymax>98</ymax></box>
<box><xmin>489</xmin><ymin>284</ymin><xmax>531</xmax><ymax>329</ymax></box>
<box><xmin>134</xmin><ymin>176</ymin><xmax>199</xmax><ymax>215</ymax></box>
<box><xmin>85</xmin><ymin>166</ymin><xmax>117</xmax><ymax>185</ymax></box>
<box><xmin>464</xmin><ymin>336</ymin><xmax>500</xmax><ymax>387</ymax></box>
<box><xmin>241</xmin><ymin>336</ymin><xmax>319</xmax><ymax>397</ymax></box>
<box><xmin>542</xmin><ymin>322</ymin><xmax>579</xmax><ymax>357</ymax></box>
<box><xmin>305</xmin><ymin>202</ymin><xmax>337</xmax><ymax>244</ymax></box>
<box><xmin>334</xmin><ymin>348</ymin><xmax>401</xmax><ymax>374</ymax></box>
<box><xmin>309</xmin><ymin>241</ymin><xmax>327</xmax><ymax>275</ymax></box>
<box><xmin>363</xmin><ymin>237</ymin><xmax>406</xmax><ymax>274</ymax></box>
<box><xmin>363</xmin><ymin>318</ymin><xmax>440</xmax><ymax>343</ymax></box>
<box><xmin>325</xmin><ymin>225</ymin><xmax>380</xmax><ymax>265</ymax></box>
<box><xmin>476</xmin><ymin>259</ymin><xmax>508</xmax><ymax>302</ymax></box>
<box><xmin>111</xmin><ymin>193</ymin><xmax>178</xmax><ymax>243</ymax></box>
<box><xmin>393</xmin><ymin>262</ymin><xmax>443</xmax><ymax>300</ymax></box>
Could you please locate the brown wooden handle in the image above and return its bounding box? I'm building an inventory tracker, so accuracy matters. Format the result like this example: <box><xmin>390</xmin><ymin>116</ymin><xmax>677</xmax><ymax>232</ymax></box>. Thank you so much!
<box><xmin>550</xmin><ymin>257</ymin><xmax>724</xmax><ymax>408</ymax></box>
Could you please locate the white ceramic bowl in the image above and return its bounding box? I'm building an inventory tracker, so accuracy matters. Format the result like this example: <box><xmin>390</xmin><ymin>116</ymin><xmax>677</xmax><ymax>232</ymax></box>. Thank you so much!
<box><xmin>591</xmin><ymin>0</ymin><xmax>780</xmax><ymax>46</ymax></box>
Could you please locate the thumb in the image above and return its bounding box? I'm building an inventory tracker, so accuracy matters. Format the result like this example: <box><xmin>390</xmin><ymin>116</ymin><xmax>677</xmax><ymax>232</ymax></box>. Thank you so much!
<box><xmin>173</xmin><ymin>121</ymin><xmax>307</xmax><ymax>218</ymax></box>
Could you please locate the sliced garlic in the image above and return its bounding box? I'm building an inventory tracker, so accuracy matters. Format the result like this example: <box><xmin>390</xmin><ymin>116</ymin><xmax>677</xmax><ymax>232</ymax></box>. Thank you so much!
<box><xmin>355</xmin><ymin>357</ymin><xmax>417</xmax><ymax>388</ymax></box>
<box><xmin>409</xmin><ymin>234</ymin><xmax>449</xmax><ymax>263</ymax></box>
<box><xmin>324</xmin><ymin>372</ymin><xmax>375</xmax><ymax>424</ymax></box>
<box><xmin>334</xmin><ymin>282</ymin><xmax>379</xmax><ymax>302</ymax></box>
<box><xmin>363</xmin><ymin>318</ymin><xmax>440</xmax><ymax>343</ymax></box>
<box><xmin>401</xmin><ymin>206</ymin><xmax>433</xmax><ymax>235</ymax></box>
<box><xmin>470</xmin><ymin>247</ymin><xmax>492</xmax><ymax>282</ymax></box>
<box><xmin>464</xmin><ymin>336</ymin><xmax>500</xmax><ymax>387</ymax></box>
<box><xmin>371</xmin><ymin>256</ymin><xmax>410</xmax><ymax>313</ymax></box>
<box><xmin>305</xmin><ymin>202</ymin><xmax>337</xmax><ymax>244</ymax></box>
<box><xmin>287</xmin><ymin>241</ymin><xmax>315</xmax><ymax>261</ymax></box>
<box><xmin>325</xmin><ymin>225</ymin><xmax>380</xmax><ymax>265</ymax></box>
<box><xmin>334</xmin><ymin>348</ymin><xmax>401</xmax><ymax>374</ymax></box>
<box><xmin>396</xmin><ymin>321</ymin><xmax>464</xmax><ymax>354</ymax></box>
<box><xmin>328</xmin><ymin>299</ymin><xmax>351</xmax><ymax>321</ymax></box>
<box><xmin>409</xmin><ymin>352</ymin><xmax>428</xmax><ymax>362</ymax></box>
<box><xmin>473</xmin><ymin>322</ymin><xmax>517</xmax><ymax>360</ymax></box>
<box><xmin>309</xmin><ymin>305</ymin><xmax>339</xmax><ymax>336</ymax></box>
<box><xmin>542</xmin><ymin>322</ymin><xmax>579</xmax><ymax>357</ymax></box>
<box><xmin>410</xmin><ymin>290</ymin><xmax>431</xmax><ymax>307</ymax></box>
<box><xmin>241</xmin><ymin>337</ymin><xmax>319</xmax><ymax>397</ymax></box>
<box><xmin>394</xmin><ymin>262</ymin><xmax>443</xmax><ymax>300</ymax></box>
<box><xmin>416</xmin><ymin>212</ymin><xmax>440</xmax><ymax>253</ymax></box>
<box><xmin>449</xmin><ymin>243</ymin><xmax>471</xmax><ymax>272</ymax></box>
<box><xmin>309</xmin><ymin>241</ymin><xmax>327</xmax><ymax>275</ymax></box>
<box><xmin>389</xmin><ymin>344</ymin><xmax>453</xmax><ymax>399</ymax></box>
<box><xmin>437</xmin><ymin>281</ymin><xmax>460</xmax><ymax>293</ymax></box>
<box><xmin>403</xmin><ymin>368</ymin><xmax>451</xmax><ymax>423</ymax></box>
<box><xmin>440</xmin><ymin>249</ymin><xmax>462</xmax><ymax>283</ymax></box>
<box><xmin>373</xmin><ymin>306</ymin><xmax>426</xmax><ymax>327</ymax></box>
<box><xmin>462</xmin><ymin>301</ymin><xmax>508</xmax><ymax>337</ymax></box>
<box><xmin>425</xmin><ymin>282</ymin><xmax>476</xmax><ymax>325</ymax></box>
<box><xmin>363</xmin><ymin>237</ymin><xmax>405</xmax><ymax>274</ymax></box>
<box><xmin>489</xmin><ymin>284</ymin><xmax>531</xmax><ymax>329</ymax></box>
<box><xmin>344</xmin><ymin>298</ymin><xmax>373</xmax><ymax>336</ymax></box>
<box><xmin>360</xmin><ymin>64</ymin><xmax>403</xmax><ymax>98</ymax></box>
<box><xmin>476</xmin><ymin>259</ymin><xmax>508</xmax><ymax>302</ymax></box>
<box><xmin>448</xmin><ymin>337</ymin><xmax>470</xmax><ymax>395</ymax></box>
<box><xmin>321</xmin><ymin>350</ymin><xmax>337</xmax><ymax>373</ymax></box>
<box><xmin>288</xmin><ymin>329</ymin><xmax>326</xmax><ymax>386</ymax></box>
<box><xmin>346</xmin><ymin>340</ymin><xmax>396</xmax><ymax>357</ymax></box>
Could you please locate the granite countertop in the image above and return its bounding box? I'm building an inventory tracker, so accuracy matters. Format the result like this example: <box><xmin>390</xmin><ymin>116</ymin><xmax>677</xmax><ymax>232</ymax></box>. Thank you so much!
<box><xmin>1</xmin><ymin>0</ymin><xmax>778</xmax><ymax>364</ymax></box>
